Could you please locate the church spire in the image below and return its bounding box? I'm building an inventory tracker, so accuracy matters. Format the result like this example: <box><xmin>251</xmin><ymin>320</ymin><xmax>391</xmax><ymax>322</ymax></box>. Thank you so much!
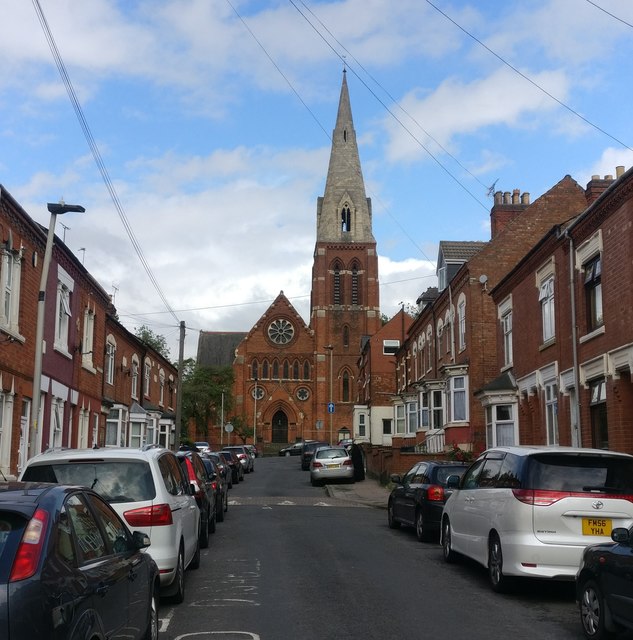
<box><xmin>317</xmin><ymin>70</ymin><xmax>374</xmax><ymax>243</ymax></box>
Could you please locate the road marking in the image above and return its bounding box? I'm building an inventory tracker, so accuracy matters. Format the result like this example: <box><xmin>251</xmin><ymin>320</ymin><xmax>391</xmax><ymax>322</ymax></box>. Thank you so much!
<box><xmin>173</xmin><ymin>632</ymin><xmax>260</xmax><ymax>639</ymax></box>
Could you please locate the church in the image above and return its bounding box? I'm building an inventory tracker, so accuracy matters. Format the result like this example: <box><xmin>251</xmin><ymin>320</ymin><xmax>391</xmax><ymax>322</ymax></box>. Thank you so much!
<box><xmin>203</xmin><ymin>70</ymin><xmax>382</xmax><ymax>447</ymax></box>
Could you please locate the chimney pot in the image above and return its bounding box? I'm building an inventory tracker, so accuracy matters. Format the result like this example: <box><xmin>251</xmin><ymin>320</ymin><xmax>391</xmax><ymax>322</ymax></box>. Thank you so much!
<box><xmin>616</xmin><ymin>166</ymin><xmax>625</xmax><ymax>178</ymax></box>
<box><xmin>512</xmin><ymin>189</ymin><xmax>520</xmax><ymax>204</ymax></box>
<box><xmin>521</xmin><ymin>192</ymin><xmax>530</xmax><ymax>205</ymax></box>
<box><xmin>503</xmin><ymin>191</ymin><xmax>511</xmax><ymax>204</ymax></box>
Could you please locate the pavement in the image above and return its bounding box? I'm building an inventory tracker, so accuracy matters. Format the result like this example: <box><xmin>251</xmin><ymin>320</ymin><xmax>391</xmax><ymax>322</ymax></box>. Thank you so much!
<box><xmin>325</xmin><ymin>475</ymin><xmax>391</xmax><ymax>509</ymax></box>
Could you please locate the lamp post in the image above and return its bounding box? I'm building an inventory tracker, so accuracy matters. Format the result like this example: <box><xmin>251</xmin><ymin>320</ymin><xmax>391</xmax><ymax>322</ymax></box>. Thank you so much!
<box><xmin>31</xmin><ymin>201</ymin><xmax>85</xmax><ymax>456</ymax></box>
<box><xmin>220</xmin><ymin>391</ymin><xmax>224</xmax><ymax>448</ymax></box>
<box><xmin>324</xmin><ymin>345</ymin><xmax>333</xmax><ymax>444</ymax></box>
<box><xmin>253</xmin><ymin>376</ymin><xmax>258</xmax><ymax>447</ymax></box>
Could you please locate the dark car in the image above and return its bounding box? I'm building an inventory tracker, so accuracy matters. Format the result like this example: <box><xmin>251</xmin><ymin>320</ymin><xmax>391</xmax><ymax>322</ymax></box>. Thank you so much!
<box><xmin>207</xmin><ymin>451</ymin><xmax>233</xmax><ymax>489</ymax></box>
<box><xmin>388</xmin><ymin>460</ymin><xmax>469</xmax><ymax>542</ymax></box>
<box><xmin>223</xmin><ymin>445</ymin><xmax>254</xmax><ymax>473</ymax></box>
<box><xmin>176</xmin><ymin>449</ymin><xmax>216</xmax><ymax>548</ymax></box>
<box><xmin>0</xmin><ymin>481</ymin><xmax>160</xmax><ymax>640</ymax></box>
<box><xmin>200</xmin><ymin>455</ymin><xmax>228</xmax><ymax>523</ymax></box>
<box><xmin>219</xmin><ymin>449</ymin><xmax>244</xmax><ymax>484</ymax></box>
<box><xmin>301</xmin><ymin>441</ymin><xmax>330</xmax><ymax>471</ymax></box>
<box><xmin>577</xmin><ymin>525</ymin><xmax>633</xmax><ymax>639</ymax></box>
<box><xmin>279</xmin><ymin>442</ymin><xmax>306</xmax><ymax>457</ymax></box>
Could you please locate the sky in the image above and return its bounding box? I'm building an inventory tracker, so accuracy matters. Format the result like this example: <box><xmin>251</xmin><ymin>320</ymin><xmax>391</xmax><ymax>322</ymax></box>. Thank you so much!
<box><xmin>2</xmin><ymin>0</ymin><xmax>633</xmax><ymax>361</ymax></box>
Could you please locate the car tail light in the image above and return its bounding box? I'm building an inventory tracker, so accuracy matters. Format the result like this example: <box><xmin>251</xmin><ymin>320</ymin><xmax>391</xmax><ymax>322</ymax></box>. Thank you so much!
<box><xmin>513</xmin><ymin>489</ymin><xmax>633</xmax><ymax>506</ymax></box>
<box><xmin>211</xmin><ymin>481</ymin><xmax>218</xmax><ymax>491</ymax></box>
<box><xmin>343</xmin><ymin>459</ymin><xmax>353</xmax><ymax>467</ymax></box>
<box><xmin>10</xmin><ymin>508</ymin><xmax>49</xmax><ymax>582</ymax></box>
<box><xmin>124</xmin><ymin>503</ymin><xmax>173</xmax><ymax>527</ymax></box>
<box><xmin>312</xmin><ymin>461</ymin><xmax>323</xmax><ymax>468</ymax></box>
<box><xmin>426</xmin><ymin>485</ymin><xmax>445</xmax><ymax>501</ymax></box>
<box><xmin>237</xmin><ymin>454</ymin><xmax>247</xmax><ymax>461</ymax></box>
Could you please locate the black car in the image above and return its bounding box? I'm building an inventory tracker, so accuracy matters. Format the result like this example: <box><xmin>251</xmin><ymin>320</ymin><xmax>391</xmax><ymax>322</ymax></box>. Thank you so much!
<box><xmin>200</xmin><ymin>455</ymin><xmax>228</xmax><ymax>523</ymax></box>
<box><xmin>279</xmin><ymin>442</ymin><xmax>309</xmax><ymax>457</ymax></box>
<box><xmin>300</xmin><ymin>441</ymin><xmax>330</xmax><ymax>470</ymax></box>
<box><xmin>207</xmin><ymin>451</ymin><xmax>233</xmax><ymax>489</ymax></box>
<box><xmin>219</xmin><ymin>449</ymin><xmax>244</xmax><ymax>484</ymax></box>
<box><xmin>577</xmin><ymin>525</ymin><xmax>633</xmax><ymax>639</ymax></box>
<box><xmin>388</xmin><ymin>460</ymin><xmax>469</xmax><ymax>542</ymax></box>
<box><xmin>176</xmin><ymin>449</ymin><xmax>216</xmax><ymax>548</ymax></box>
<box><xmin>0</xmin><ymin>481</ymin><xmax>160</xmax><ymax>640</ymax></box>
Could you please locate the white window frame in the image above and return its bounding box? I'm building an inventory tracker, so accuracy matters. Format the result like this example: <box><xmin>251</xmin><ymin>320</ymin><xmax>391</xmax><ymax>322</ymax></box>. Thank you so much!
<box><xmin>539</xmin><ymin>277</ymin><xmax>555</xmax><ymax>342</ymax></box>
<box><xmin>457</xmin><ymin>295</ymin><xmax>466</xmax><ymax>351</ymax></box>
<box><xmin>0</xmin><ymin>247</ymin><xmax>23</xmax><ymax>338</ymax></box>
<box><xmin>395</xmin><ymin>404</ymin><xmax>406</xmax><ymax>434</ymax></box>
<box><xmin>419</xmin><ymin>391</ymin><xmax>429</xmax><ymax>429</ymax></box>
<box><xmin>50</xmin><ymin>397</ymin><xmax>64</xmax><ymax>449</ymax></box>
<box><xmin>105</xmin><ymin>406</ymin><xmax>128</xmax><ymax>447</ymax></box>
<box><xmin>0</xmin><ymin>390</ymin><xmax>15</xmax><ymax>476</ymax></box>
<box><xmin>131</xmin><ymin>357</ymin><xmax>139</xmax><ymax>399</ymax></box>
<box><xmin>383</xmin><ymin>339</ymin><xmax>400</xmax><ymax>355</ymax></box>
<box><xmin>485</xmin><ymin>403</ymin><xmax>518</xmax><ymax>447</ymax></box>
<box><xmin>54</xmin><ymin>267</ymin><xmax>74</xmax><ymax>356</ymax></box>
<box><xmin>431</xmin><ymin>389</ymin><xmax>444</xmax><ymax>429</ymax></box>
<box><xmin>159</xmin><ymin>369</ymin><xmax>165</xmax><ymax>407</ymax></box>
<box><xmin>498</xmin><ymin>295</ymin><xmax>513</xmax><ymax>368</ymax></box>
<box><xmin>78</xmin><ymin>407</ymin><xmax>90</xmax><ymax>449</ymax></box>
<box><xmin>449</xmin><ymin>376</ymin><xmax>468</xmax><ymax>422</ymax></box>
<box><xmin>144</xmin><ymin>359</ymin><xmax>151</xmax><ymax>397</ymax></box>
<box><xmin>358</xmin><ymin>413</ymin><xmax>366</xmax><ymax>437</ymax></box>
<box><xmin>81</xmin><ymin>307</ymin><xmax>95</xmax><ymax>371</ymax></box>
<box><xmin>406</xmin><ymin>401</ymin><xmax>418</xmax><ymax>433</ymax></box>
<box><xmin>545</xmin><ymin>381</ymin><xmax>559</xmax><ymax>446</ymax></box>
<box><xmin>105</xmin><ymin>337</ymin><xmax>116</xmax><ymax>386</ymax></box>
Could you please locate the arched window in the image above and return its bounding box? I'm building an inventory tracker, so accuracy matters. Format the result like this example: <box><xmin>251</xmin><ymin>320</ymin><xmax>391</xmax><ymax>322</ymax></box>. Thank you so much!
<box><xmin>251</xmin><ymin>360</ymin><xmax>258</xmax><ymax>380</ymax></box>
<box><xmin>341</xmin><ymin>204</ymin><xmax>351</xmax><ymax>232</ymax></box>
<box><xmin>262</xmin><ymin>360</ymin><xmax>269</xmax><ymax>379</ymax></box>
<box><xmin>333</xmin><ymin>261</ymin><xmax>342</xmax><ymax>305</ymax></box>
<box><xmin>272</xmin><ymin>360</ymin><xmax>279</xmax><ymax>380</ymax></box>
<box><xmin>293</xmin><ymin>360</ymin><xmax>300</xmax><ymax>380</ymax></box>
<box><xmin>282</xmin><ymin>360</ymin><xmax>289</xmax><ymax>380</ymax></box>
<box><xmin>343</xmin><ymin>325</ymin><xmax>350</xmax><ymax>348</ymax></box>
<box><xmin>342</xmin><ymin>371</ymin><xmax>350</xmax><ymax>402</ymax></box>
<box><xmin>303</xmin><ymin>361</ymin><xmax>311</xmax><ymax>380</ymax></box>
<box><xmin>351</xmin><ymin>263</ymin><xmax>360</xmax><ymax>305</ymax></box>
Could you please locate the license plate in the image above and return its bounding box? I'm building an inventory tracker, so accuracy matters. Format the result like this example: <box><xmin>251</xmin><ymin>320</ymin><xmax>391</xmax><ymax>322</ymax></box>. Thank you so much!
<box><xmin>326</xmin><ymin>464</ymin><xmax>339</xmax><ymax>469</ymax></box>
<box><xmin>582</xmin><ymin>518</ymin><xmax>612</xmax><ymax>536</ymax></box>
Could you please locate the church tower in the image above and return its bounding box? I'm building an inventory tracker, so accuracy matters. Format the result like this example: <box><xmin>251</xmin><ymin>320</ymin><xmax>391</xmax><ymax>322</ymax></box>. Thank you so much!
<box><xmin>311</xmin><ymin>69</ymin><xmax>381</xmax><ymax>442</ymax></box>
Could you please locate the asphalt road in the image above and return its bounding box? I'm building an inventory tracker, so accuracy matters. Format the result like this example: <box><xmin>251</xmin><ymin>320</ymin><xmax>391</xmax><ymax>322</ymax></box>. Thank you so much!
<box><xmin>155</xmin><ymin>455</ymin><xmax>624</xmax><ymax>640</ymax></box>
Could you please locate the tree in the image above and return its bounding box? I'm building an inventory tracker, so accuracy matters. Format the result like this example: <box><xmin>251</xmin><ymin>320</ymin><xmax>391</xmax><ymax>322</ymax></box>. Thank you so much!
<box><xmin>181</xmin><ymin>362</ymin><xmax>234</xmax><ymax>438</ymax></box>
<box><xmin>135</xmin><ymin>324</ymin><xmax>171</xmax><ymax>360</ymax></box>
<box><xmin>227</xmin><ymin>415</ymin><xmax>253</xmax><ymax>445</ymax></box>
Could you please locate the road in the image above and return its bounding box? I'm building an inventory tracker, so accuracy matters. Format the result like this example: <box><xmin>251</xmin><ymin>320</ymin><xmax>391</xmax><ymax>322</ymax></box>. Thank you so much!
<box><xmin>157</xmin><ymin>455</ymin><xmax>593</xmax><ymax>640</ymax></box>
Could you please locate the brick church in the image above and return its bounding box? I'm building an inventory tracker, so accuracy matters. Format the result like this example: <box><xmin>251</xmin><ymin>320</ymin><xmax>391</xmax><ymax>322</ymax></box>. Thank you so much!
<box><xmin>221</xmin><ymin>70</ymin><xmax>382</xmax><ymax>446</ymax></box>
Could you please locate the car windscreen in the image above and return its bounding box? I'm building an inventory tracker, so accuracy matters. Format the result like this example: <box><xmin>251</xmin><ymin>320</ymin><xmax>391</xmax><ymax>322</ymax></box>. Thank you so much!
<box><xmin>433</xmin><ymin>465</ymin><xmax>468</xmax><ymax>485</ymax></box>
<box><xmin>0</xmin><ymin>512</ymin><xmax>27</xmax><ymax>579</ymax></box>
<box><xmin>315</xmin><ymin>448</ymin><xmax>348</xmax><ymax>460</ymax></box>
<box><xmin>526</xmin><ymin>454</ymin><xmax>633</xmax><ymax>493</ymax></box>
<box><xmin>22</xmin><ymin>461</ymin><xmax>156</xmax><ymax>503</ymax></box>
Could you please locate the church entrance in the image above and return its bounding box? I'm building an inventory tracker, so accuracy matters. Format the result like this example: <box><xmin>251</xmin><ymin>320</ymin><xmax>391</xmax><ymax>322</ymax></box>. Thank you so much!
<box><xmin>271</xmin><ymin>410</ymin><xmax>288</xmax><ymax>443</ymax></box>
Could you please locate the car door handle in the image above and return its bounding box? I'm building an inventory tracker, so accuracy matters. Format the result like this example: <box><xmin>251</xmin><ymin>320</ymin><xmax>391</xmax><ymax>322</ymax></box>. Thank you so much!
<box><xmin>95</xmin><ymin>583</ymin><xmax>109</xmax><ymax>597</ymax></box>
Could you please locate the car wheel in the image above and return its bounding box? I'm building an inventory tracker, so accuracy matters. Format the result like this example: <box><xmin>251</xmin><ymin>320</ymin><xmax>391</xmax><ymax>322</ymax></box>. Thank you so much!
<box><xmin>168</xmin><ymin>548</ymin><xmax>186</xmax><ymax>604</ymax></box>
<box><xmin>415</xmin><ymin>509</ymin><xmax>429</xmax><ymax>542</ymax></box>
<box><xmin>442</xmin><ymin>518</ymin><xmax>457</xmax><ymax>563</ymax></box>
<box><xmin>143</xmin><ymin>587</ymin><xmax>159</xmax><ymax>640</ymax></box>
<box><xmin>190</xmin><ymin>534</ymin><xmax>201</xmax><ymax>571</ymax></box>
<box><xmin>285</xmin><ymin>451</ymin><xmax>290</xmax><ymax>457</ymax></box>
<box><xmin>311</xmin><ymin>477</ymin><xmax>320</xmax><ymax>487</ymax></box>
<box><xmin>387</xmin><ymin>500</ymin><xmax>400</xmax><ymax>529</ymax></box>
<box><xmin>217</xmin><ymin>497</ymin><xmax>225</xmax><ymax>522</ymax></box>
<box><xmin>488</xmin><ymin>533</ymin><xmax>510</xmax><ymax>592</ymax></box>
<box><xmin>224</xmin><ymin>491</ymin><xmax>229</xmax><ymax>513</ymax></box>
<box><xmin>209</xmin><ymin>508</ymin><xmax>216</xmax><ymax>534</ymax></box>
<box><xmin>200</xmin><ymin>510</ymin><xmax>209</xmax><ymax>549</ymax></box>
<box><xmin>580</xmin><ymin>579</ymin><xmax>615</xmax><ymax>640</ymax></box>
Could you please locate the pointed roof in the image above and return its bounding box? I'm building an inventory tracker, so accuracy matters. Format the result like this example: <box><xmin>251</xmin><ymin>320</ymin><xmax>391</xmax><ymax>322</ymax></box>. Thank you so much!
<box><xmin>317</xmin><ymin>70</ymin><xmax>374</xmax><ymax>243</ymax></box>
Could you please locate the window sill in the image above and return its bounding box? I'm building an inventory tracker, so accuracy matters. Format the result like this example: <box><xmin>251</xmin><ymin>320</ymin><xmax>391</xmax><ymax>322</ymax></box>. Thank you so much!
<box><xmin>579</xmin><ymin>325</ymin><xmax>605</xmax><ymax>344</ymax></box>
<box><xmin>0</xmin><ymin>325</ymin><xmax>25</xmax><ymax>344</ymax></box>
<box><xmin>539</xmin><ymin>338</ymin><xmax>556</xmax><ymax>352</ymax></box>
<box><xmin>54</xmin><ymin>343</ymin><xmax>72</xmax><ymax>360</ymax></box>
<box><xmin>82</xmin><ymin>362</ymin><xmax>96</xmax><ymax>375</ymax></box>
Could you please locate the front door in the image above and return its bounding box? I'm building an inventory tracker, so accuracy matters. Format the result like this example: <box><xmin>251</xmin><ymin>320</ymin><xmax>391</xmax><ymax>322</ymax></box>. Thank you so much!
<box><xmin>271</xmin><ymin>411</ymin><xmax>288</xmax><ymax>443</ymax></box>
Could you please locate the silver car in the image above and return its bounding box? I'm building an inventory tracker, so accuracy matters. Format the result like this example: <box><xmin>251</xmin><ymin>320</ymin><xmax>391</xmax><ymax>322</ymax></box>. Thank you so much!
<box><xmin>310</xmin><ymin>447</ymin><xmax>354</xmax><ymax>486</ymax></box>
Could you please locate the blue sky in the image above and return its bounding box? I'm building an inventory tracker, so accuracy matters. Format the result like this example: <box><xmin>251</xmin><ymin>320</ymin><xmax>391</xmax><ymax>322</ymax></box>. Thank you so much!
<box><xmin>2</xmin><ymin>0</ymin><xmax>632</xmax><ymax>359</ymax></box>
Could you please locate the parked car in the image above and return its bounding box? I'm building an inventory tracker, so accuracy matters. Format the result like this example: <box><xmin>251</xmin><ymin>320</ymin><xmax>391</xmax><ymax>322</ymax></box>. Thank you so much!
<box><xmin>176</xmin><ymin>449</ymin><xmax>216</xmax><ymax>546</ymax></box>
<box><xmin>218</xmin><ymin>449</ymin><xmax>244</xmax><ymax>484</ymax></box>
<box><xmin>20</xmin><ymin>445</ymin><xmax>201</xmax><ymax>603</ymax></box>
<box><xmin>577</xmin><ymin>524</ymin><xmax>633</xmax><ymax>639</ymax></box>
<box><xmin>388</xmin><ymin>461</ymin><xmax>470</xmax><ymax>542</ymax></box>
<box><xmin>200</xmin><ymin>455</ymin><xmax>228</xmax><ymax>523</ymax></box>
<box><xmin>244</xmin><ymin>444</ymin><xmax>259</xmax><ymax>459</ymax></box>
<box><xmin>206</xmin><ymin>451</ymin><xmax>232</xmax><ymax>489</ymax></box>
<box><xmin>441</xmin><ymin>445</ymin><xmax>633</xmax><ymax>592</ymax></box>
<box><xmin>310</xmin><ymin>446</ymin><xmax>354</xmax><ymax>486</ymax></box>
<box><xmin>0</xmin><ymin>481</ymin><xmax>160</xmax><ymax>639</ymax></box>
<box><xmin>194</xmin><ymin>441</ymin><xmax>211</xmax><ymax>454</ymax></box>
<box><xmin>279</xmin><ymin>441</ymin><xmax>312</xmax><ymax>456</ymax></box>
<box><xmin>301</xmin><ymin>441</ymin><xmax>330</xmax><ymax>471</ymax></box>
<box><xmin>223</xmin><ymin>445</ymin><xmax>254</xmax><ymax>473</ymax></box>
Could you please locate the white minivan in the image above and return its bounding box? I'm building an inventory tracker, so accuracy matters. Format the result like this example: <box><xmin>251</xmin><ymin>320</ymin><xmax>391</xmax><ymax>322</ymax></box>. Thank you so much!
<box><xmin>20</xmin><ymin>445</ymin><xmax>201</xmax><ymax>603</ymax></box>
<box><xmin>441</xmin><ymin>445</ymin><xmax>633</xmax><ymax>592</ymax></box>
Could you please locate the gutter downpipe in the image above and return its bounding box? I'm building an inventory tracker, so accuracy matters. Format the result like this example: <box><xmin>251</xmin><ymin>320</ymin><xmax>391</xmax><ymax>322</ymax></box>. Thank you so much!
<box><xmin>567</xmin><ymin>230</ymin><xmax>582</xmax><ymax>447</ymax></box>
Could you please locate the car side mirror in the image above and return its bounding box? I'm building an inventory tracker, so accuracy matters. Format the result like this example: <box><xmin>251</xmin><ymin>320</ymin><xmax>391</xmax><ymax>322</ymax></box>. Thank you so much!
<box><xmin>132</xmin><ymin>530</ymin><xmax>151</xmax><ymax>549</ymax></box>
<box><xmin>190</xmin><ymin>482</ymin><xmax>197</xmax><ymax>495</ymax></box>
<box><xmin>390</xmin><ymin>474</ymin><xmax>402</xmax><ymax>484</ymax></box>
<box><xmin>611</xmin><ymin>527</ymin><xmax>631</xmax><ymax>545</ymax></box>
<box><xmin>446</xmin><ymin>475</ymin><xmax>461</xmax><ymax>489</ymax></box>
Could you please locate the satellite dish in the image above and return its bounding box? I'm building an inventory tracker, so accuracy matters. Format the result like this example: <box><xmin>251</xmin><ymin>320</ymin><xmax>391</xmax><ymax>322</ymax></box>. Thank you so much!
<box><xmin>479</xmin><ymin>274</ymin><xmax>488</xmax><ymax>284</ymax></box>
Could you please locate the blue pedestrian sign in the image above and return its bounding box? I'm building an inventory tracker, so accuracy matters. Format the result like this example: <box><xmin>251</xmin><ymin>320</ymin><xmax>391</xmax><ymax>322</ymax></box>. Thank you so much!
<box><xmin>328</xmin><ymin>402</ymin><xmax>335</xmax><ymax>414</ymax></box>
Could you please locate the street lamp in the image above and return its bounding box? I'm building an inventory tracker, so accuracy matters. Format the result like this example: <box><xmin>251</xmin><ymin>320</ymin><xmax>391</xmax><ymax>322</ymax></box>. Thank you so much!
<box><xmin>253</xmin><ymin>376</ymin><xmax>258</xmax><ymax>447</ymax></box>
<box><xmin>31</xmin><ymin>201</ymin><xmax>85</xmax><ymax>456</ymax></box>
<box><xmin>324</xmin><ymin>345</ymin><xmax>333</xmax><ymax>444</ymax></box>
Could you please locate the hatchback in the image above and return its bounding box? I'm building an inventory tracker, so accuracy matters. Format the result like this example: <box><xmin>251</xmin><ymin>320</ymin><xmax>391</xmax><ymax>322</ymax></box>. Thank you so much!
<box><xmin>301</xmin><ymin>441</ymin><xmax>330</xmax><ymax>470</ymax></box>
<box><xmin>20</xmin><ymin>446</ymin><xmax>201</xmax><ymax>603</ymax></box>
<box><xmin>388</xmin><ymin>461</ymin><xmax>469</xmax><ymax>542</ymax></box>
<box><xmin>200</xmin><ymin>455</ymin><xmax>229</xmax><ymax>523</ymax></box>
<box><xmin>223</xmin><ymin>445</ymin><xmax>254</xmax><ymax>473</ymax></box>
<box><xmin>218</xmin><ymin>449</ymin><xmax>244</xmax><ymax>484</ymax></box>
<box><xmin>309</xmin><ymin>447</ymin><xmax>354</xmax><ymax>486</ymax></box>
<box><xmin>577</xmin><ymin>525</ymin><xmax>633</xmax><ymax>639</ymax></box>
<box><xmin>441</xmin><ymin>446</ymin><xmax>633</xmax><ymax>592</ymax></box>
<box><xmin>0</xmin><ymin>481</ymin><xmax>160</xmax><ymax>639</ymax></box>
